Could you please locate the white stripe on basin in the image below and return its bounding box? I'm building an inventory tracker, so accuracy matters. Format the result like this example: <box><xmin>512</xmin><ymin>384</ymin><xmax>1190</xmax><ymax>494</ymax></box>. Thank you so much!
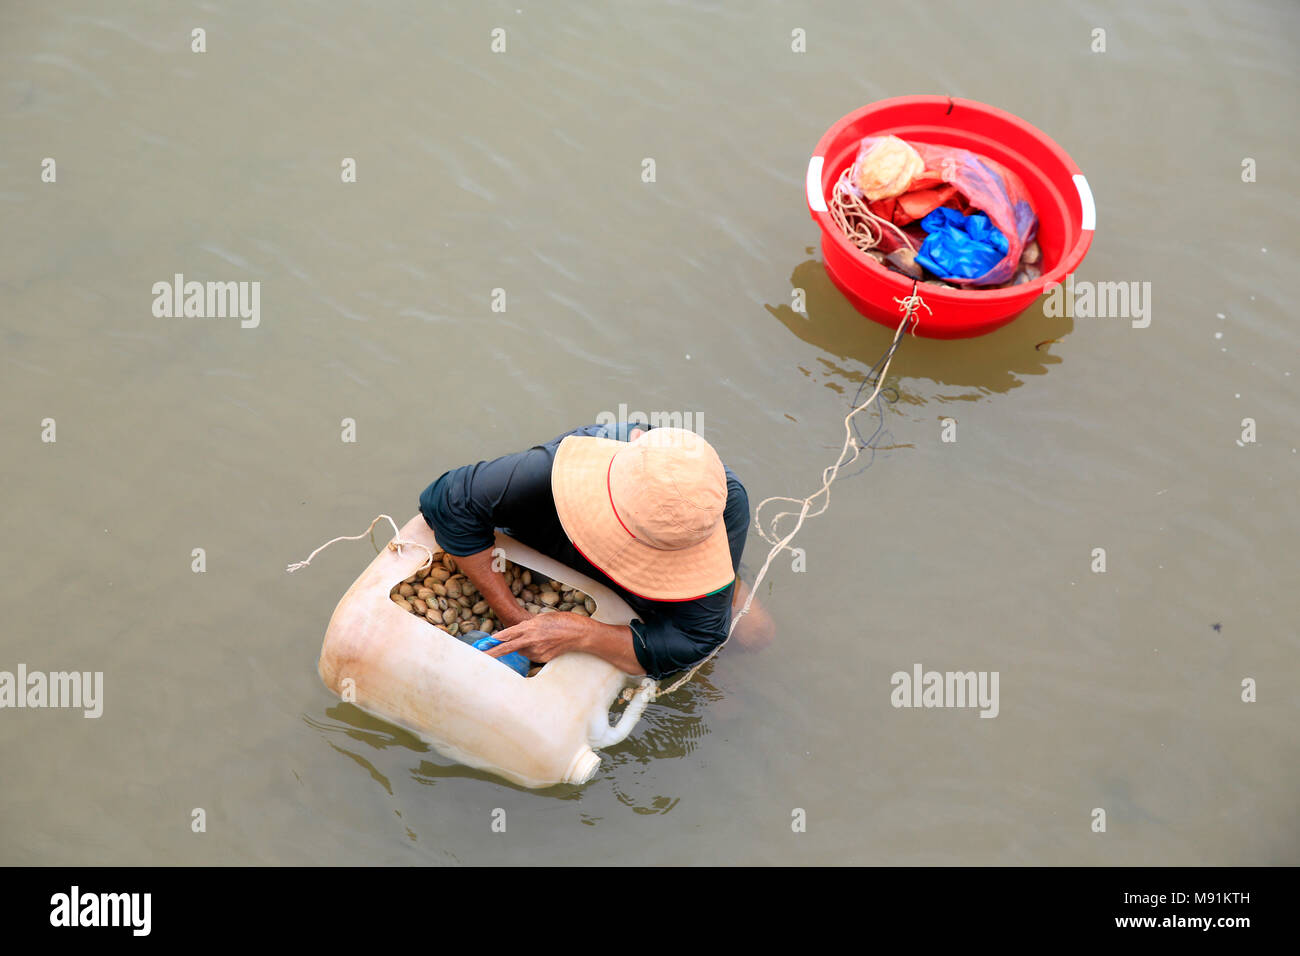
<box><xmin>1073</xmin><ymin>173</ymin><xmax>1096</xmax><ymax>231</ymax></box>
<box><xmin>806</xmin><ymin>155</ymin><xmax>827</xmax><ymax>213</ymax></box>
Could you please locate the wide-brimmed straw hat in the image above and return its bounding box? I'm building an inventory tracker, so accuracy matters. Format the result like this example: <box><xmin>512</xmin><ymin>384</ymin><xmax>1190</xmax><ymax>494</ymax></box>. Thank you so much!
<box><xmin>551</xmin><ymin>427</ymin><xmax>734</xmax><ymax>601</ymax></box>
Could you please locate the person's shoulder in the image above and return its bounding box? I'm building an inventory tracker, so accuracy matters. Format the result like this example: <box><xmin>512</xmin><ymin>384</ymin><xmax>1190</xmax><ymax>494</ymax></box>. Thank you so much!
<box><xmin>465</xmin><ymin>425</ymin><xmax>610</xmax><ymax>483</ymax></box>
<box><xmin>721</xmin><ymin>466</ymin><xmax>749</xmax><ymax>538</ymax></box>
<box><xmin>542</xmin><ymin>424</ymin><xmax>608</xmax><ymax>447</ymax></box>
<box><xmin>723</xmin><ymin>466</ymin><xmax>748</xmax><ymax>502</ymax></box>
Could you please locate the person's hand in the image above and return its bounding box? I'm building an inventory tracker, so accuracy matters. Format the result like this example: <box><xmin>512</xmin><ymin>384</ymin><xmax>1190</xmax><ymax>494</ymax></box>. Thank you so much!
<box><xmin>485</xmin><ymin>612</ymin><xmax>586</xmax><ymax>664</ymax></box>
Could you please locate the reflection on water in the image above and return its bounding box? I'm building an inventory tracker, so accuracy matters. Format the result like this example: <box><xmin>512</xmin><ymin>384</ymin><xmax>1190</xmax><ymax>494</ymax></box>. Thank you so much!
<box><xmin>766</xmin><ymin>256</ymin><xmax>1074</xmax><ymax>398</ymax></box>
<box><xmin>305</xmin><ymin>668</ymin><xmax>734</xmax><ymax>816</ymax></box>
<box><xmin>303</xmin><ymin>707</ymin><xmax>429</xmax><ymax>797</ymax></box>
<box><xmin>304</xmin><ymin>705</ymin><xmax>556</xmax><ymax>796</ymax></box>
<box><xmin>600</xmin><ymin>676</ymin><xmax>730</xmax><ymax>815</ymax></box>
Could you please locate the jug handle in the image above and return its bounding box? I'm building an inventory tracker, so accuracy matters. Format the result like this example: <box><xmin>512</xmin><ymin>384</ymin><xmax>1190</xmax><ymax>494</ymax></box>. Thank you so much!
<box><xmin>589</xmin><ymin>678</ymin><xmax>656</xmax><ymax>749</ymax></box>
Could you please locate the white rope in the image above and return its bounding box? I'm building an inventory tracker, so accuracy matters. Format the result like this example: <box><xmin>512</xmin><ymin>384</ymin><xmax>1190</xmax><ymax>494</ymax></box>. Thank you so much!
<box><xmin>651</xmin><ymin>289</ymin><xmax>924</xmax><ymax>700</ymax></box>
<box><xmin>286</xmin><ymin>513</ymin><xmax>435</xmax><ymax>576</ymax></box>
<box><xmin>288</xmin><ymin>289</ymin><xmax>923</xmax><ymax>703</ymax></box>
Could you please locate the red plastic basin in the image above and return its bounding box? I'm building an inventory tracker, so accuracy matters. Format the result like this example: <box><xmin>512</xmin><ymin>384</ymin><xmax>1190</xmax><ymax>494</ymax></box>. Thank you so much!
<box><xmin>807</xmin><ymin>95</ymin><xmax>1095</xmax><ymax>339</ymax></box>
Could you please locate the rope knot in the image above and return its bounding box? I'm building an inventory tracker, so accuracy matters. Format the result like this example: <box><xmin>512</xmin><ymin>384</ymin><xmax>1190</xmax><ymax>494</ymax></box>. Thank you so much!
<box><xmin>893</xmin><ymin>286</ymin><xmax>932</xmax><ymax>336</ymax></box>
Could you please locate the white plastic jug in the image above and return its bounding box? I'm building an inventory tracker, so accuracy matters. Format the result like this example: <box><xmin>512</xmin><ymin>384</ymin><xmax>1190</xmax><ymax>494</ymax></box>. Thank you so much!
<box><xmin>318</xmin><ymin>514</ymin><xmax>656</xmax><ymax>788</ymax></box>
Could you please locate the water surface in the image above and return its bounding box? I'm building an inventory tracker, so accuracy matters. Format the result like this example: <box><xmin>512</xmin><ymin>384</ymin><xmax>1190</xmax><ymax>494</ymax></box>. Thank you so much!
<box><xmin>1</xmin><ymin>0</ymin><xmax>1296</xmax><ymax>865</ymax></box>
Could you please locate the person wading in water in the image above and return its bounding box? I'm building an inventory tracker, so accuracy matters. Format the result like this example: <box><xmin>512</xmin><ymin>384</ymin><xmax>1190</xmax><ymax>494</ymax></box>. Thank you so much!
<box><xmin>419</xmin><ymin>424</ymin><xmax>773</xmax><ymax>679</ymax></box>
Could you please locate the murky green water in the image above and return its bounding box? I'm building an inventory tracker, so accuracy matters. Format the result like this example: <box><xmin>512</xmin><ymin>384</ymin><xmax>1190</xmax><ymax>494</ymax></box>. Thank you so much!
<box><xmin>1</xmin><ymin>0</ymin><xmax>1296</xmax><ymax>864</ymax></box>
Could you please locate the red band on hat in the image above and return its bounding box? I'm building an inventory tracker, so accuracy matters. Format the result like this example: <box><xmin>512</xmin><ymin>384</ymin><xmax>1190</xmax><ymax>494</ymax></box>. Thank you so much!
<box><xmin>607</xmin><ymin>456</ymin><xmax>636</xmax><ymax>540</ymax></box>
<box><xmin>569</xmin><ymin>537</ymin><xmax>732</xmax><ymax>604</ymax></box>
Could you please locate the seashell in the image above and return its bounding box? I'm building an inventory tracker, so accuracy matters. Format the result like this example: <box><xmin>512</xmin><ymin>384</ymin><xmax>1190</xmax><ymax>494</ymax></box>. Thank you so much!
<box><xmin>442</xmin><ymin>608</ymin><xmax>458</xmax><ymax>625</ymax></box>
<box><xmin>479</xmin><ymin>618</ymin><xmax>494</xmax><ymax>634</ymax></box>
<box><xmin>521</xmin><ymin>570</ymin><xmax>531</xmax><ymax>585</ymax></box>
<box><xmin>1020</xmin><ymin>240</ymin><xmax>1041</xmax><ymax>266</ymax></box>
<box><xmin>399</xmin><ymin>583</ymin><xmax>414</xmax><ymax>597</ymax></box>
<box><xmin>540</xmin><ymin>590</ymin><xmax>559</xmax><ymax>607</ymax></box>
<box><xmin>884</xmin><ymin>248</ymin><xmax>922</xmax><ymax>280</ymax></box>
<box><xmin>428</xmin><ymin>567</ymin><xmax>450</xmax><ymax>583</ymax></box>
<box><xmin>584</xmin><ymin>597</ymin><xmax>596</xmax><ymax>614</ymax></box>
<box><xmin>570</xmin><ymin>607</ymin><xmax>588</xmax><ymax>617</ymax></box>
<box><xmin>558</xmin><ymin>602</ymin><xmax>575</xmax><ymax>612</ymax></box>
<box><xmin>472</xmin><ymin>600</ymin><xmax>490</xmax><ymax>616</ymax></box>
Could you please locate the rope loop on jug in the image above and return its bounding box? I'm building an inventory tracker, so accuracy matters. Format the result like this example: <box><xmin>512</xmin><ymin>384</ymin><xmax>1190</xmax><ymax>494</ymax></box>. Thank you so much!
<box><xmin>286</xmin><ymin>513</ymin><xmax>435</xmax><ymax>576</ymax></box>
<box><xmin>651</xmin><ymin>285</ymin><xmax>926</xmax><ymax>701</ymax></box>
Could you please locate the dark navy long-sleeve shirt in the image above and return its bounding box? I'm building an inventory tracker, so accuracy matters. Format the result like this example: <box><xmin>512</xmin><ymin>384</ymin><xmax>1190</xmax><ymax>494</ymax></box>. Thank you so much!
<box><xmin>418</xmin><ymin>424</ymin><xmax>749</xmax><ymax>678</ymax></box>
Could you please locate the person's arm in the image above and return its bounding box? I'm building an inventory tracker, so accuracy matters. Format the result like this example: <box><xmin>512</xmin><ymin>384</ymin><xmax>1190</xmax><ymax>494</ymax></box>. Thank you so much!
<box><xmin>728</xmin><ymin>576</ymin><xmax>774</xmax><ymax>650</ymax></box>
<box><xmin>419</xmin><ymin>440</ymin><xmax>562</xmax><ymax>627</ymax></box>
<box><xmin>452</xmin><ymin>547</ymin><xmax>532</xmax><ymax>629</ymax></box>
<box><xmin>422</xmin><ymin>425</ymin><xmax>652</xmax><ymax>636</ymax></box>
<box><xmin>485</xmin><ymin>612</ymin><xmax>644</xmax><ymax>674</ymax></box>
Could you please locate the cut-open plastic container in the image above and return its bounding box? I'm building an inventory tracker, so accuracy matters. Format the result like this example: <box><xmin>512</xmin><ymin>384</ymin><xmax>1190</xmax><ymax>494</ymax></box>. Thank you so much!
<box><xmin>807</xmin><ymin>95</ymin><xmax>1095</xmax><ymax>339</ymax></box>
<box><xmin>318</xmin><ymin>514</ymin><xmax>655</xmax><ymax>789</ymax></box>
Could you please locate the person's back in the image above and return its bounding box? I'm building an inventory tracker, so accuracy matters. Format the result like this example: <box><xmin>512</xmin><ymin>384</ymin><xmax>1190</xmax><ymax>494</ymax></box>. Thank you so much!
<box><xmin>419</xmin><ymin>424</ymin><xmax>765</xmax><ymax>677</ymax></box>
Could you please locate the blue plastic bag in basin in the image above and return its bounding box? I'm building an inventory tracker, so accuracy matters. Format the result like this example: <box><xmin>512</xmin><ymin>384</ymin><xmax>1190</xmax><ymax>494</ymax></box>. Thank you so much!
<box><xmin>915</xmin><ymin>208</ymin><xmax>1009</xmax><ymax>281</ymax></box>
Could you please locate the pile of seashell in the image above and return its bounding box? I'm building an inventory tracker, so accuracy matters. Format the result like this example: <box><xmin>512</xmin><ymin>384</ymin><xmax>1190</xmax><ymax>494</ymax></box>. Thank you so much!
<box><xmin>873</xmin><ymin>238</ymin><xmax>1043</xmax><ymax>289</ymax></box>
<box><xmin>390</xmin><ymin>550</ymin><xmax>596</xmax><ymax>639</ymax></box>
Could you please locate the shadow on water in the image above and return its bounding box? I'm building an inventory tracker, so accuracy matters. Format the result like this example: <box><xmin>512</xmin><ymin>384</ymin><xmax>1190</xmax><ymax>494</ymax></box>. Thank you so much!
<box><xmin>765</xmin><ymin>255</ymin><xmax>1075</xmax><ymax>400</ymax></box>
